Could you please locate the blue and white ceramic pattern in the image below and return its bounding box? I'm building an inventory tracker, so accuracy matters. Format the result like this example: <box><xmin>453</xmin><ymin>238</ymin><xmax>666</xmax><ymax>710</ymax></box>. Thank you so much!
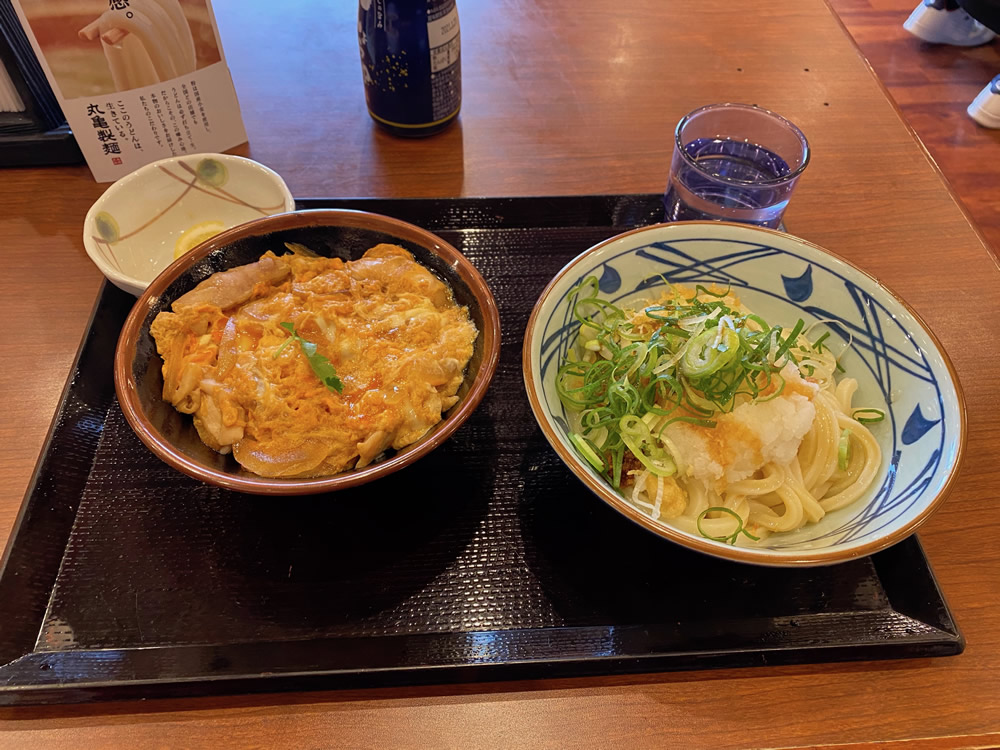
<box><xmin>522</xmin><ymin>222</ymin><xmax>965</xmax><ymax>566</ymax></box>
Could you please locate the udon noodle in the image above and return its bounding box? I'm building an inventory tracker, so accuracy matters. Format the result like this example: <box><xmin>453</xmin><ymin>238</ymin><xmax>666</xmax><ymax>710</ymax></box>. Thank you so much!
<box><xmin>79</xmin><ymin>0</ymin><xmax>196</xmax><ymax>91</ymax></box>
<box><xmin>556</xmin><ymin>279</ymin><xmax>883</xmax><ymax>546</ymax></box>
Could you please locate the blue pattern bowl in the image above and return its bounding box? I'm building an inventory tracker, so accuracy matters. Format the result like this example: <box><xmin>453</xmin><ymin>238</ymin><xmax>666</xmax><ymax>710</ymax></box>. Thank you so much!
<box><xmin>522</xmin><ymin>222</ymin><xmax>966</xmax><ymax>566</ymax></box>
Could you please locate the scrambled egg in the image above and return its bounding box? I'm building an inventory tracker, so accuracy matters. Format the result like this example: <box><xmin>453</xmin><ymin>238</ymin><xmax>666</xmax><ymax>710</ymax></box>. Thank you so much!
<box><xmin>150</xmin><ymin>244</ymin><xmax>477</xmax><ymax>478</ymax></box>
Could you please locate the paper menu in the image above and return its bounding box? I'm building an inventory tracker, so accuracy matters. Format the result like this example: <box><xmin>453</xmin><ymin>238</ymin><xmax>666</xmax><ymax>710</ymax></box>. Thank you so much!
<box><xmin>10</xmin><ymin>0</ymin><xmax>247</xmax><ymax>182</ymax></box>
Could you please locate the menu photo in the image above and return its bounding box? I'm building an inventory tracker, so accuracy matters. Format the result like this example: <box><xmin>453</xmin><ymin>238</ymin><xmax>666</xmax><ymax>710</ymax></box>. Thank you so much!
<box><xmin>11</xmin><ymin>0</ymin><xmax>247</xmax><ymax>182</ymax></box>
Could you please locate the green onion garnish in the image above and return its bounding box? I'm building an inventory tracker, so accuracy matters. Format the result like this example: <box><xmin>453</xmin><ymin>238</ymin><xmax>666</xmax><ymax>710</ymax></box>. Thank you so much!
<box><xmin>773</xmin><ymin>318</ymin><xmax>805</xmax><ymax>363</ymax></box>
<box><xmin>681</xmin><ymin>326</ymin><xmax>741</xmax><ymax>378</ymax></box>
<box><xmin>619</xmin><ymin>415</ymin><xmax>676</xmax><ymax>477</ymax></box>
<box><xmin>569</xmin><ymin>432</ymin><xmax>606</xmax><ymax>471</ymax></box>
<box><xmin>691</xmin><ymin>284</ymin><xmax>731</xmax><ymax>299</ymax></box>
<box><xmin>696</xmin><ymin>506</ymin><xmax>760</xmax><ymax>545</ymax></box>
<box><xmin>852</xmin><ymin>408</ymin><xmax>885</xmax><ymax>424</ymax></box>
<box><xmin>838</xmin><ymin>428</ymin><xmax>851</xmax><ymax>471</ymax></box>
<box><xmin>556</xmin><ymin>277</ymin><xmax>844</xmax><ymax>496</ymax></box>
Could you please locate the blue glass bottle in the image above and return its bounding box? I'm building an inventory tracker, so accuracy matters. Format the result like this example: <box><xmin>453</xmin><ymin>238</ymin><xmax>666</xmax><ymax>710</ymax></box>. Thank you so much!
<box><xmin>358</xmin><ymin>0</ymin><xmax>461</xmax><ymax>137</ymax></box>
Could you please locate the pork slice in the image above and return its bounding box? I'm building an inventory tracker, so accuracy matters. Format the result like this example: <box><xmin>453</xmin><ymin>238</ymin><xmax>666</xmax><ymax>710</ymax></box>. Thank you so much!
<box><xmin>172</xmin><ymin>254</ymin><xmax>291</xmax><ymax>311</ymax></box>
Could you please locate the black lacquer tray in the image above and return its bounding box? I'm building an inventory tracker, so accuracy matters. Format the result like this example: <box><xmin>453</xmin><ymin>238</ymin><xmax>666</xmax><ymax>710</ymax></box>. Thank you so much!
<box><xmin>0</xmin><ymin>195</ymin><xmax>962</xmax><ymax>705</ymax></box>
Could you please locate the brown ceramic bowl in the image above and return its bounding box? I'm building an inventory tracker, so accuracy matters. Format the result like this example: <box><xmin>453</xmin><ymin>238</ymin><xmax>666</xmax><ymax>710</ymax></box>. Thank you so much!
<box><xmin>115</xmin><ymin>209</ymin><xmax>501</xmax><ymax>495</ymax></box>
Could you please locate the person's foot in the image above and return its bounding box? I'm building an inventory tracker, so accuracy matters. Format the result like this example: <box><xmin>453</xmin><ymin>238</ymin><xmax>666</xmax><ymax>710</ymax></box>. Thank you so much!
<box><xmin>903</xmin><ymin>1</ymin><xmax>996</xmax><ymax>46</ymax></box>
<box><xmin>968</xmin><ymin>75</ymin><xmax>1000</xmax><ymax>128</ymax></box>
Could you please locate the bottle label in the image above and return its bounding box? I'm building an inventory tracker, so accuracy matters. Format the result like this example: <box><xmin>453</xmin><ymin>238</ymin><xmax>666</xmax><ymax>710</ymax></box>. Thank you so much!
<box><xmin>427</xmin><ymin>0</ymin><xmax>460</xmax><ymax>122</ymax></box>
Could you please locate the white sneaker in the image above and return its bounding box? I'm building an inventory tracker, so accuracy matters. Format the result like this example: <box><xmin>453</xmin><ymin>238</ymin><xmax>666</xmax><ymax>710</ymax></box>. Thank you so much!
<box><xmin>903</xmin><ymin>2</ymin><xmax>996</xmax><ymax>46</ymax></box>
<box><xmin>968</xmin><ymin>75</ymin><xmax>1000</xmax><ymax>128</ymax></box>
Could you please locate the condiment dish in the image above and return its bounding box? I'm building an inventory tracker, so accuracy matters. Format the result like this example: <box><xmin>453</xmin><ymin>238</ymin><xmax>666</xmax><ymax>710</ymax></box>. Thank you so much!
<box><xmin>84</xmin><ymin>153</ymin><xmax>295</xmax><ymax>296</ymax></box>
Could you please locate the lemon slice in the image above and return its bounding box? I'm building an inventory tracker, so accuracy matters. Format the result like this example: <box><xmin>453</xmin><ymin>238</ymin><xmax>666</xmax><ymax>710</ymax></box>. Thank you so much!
<box><xmin>174</xmin><ymin>220</ymin><xmax>227</xmax><ymax>259</ymax></box>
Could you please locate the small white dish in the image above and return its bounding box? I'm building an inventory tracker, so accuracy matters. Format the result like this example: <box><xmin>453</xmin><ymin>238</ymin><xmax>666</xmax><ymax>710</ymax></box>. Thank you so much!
<box><xmin>523</xmin><ymin>221</ymin><xmax>966</xmax><ymax>566</ymax></box>
<box><xmin>83</xmin><ymin>153</ymin><xmax>295</xmax><ymax>296</ymax></box>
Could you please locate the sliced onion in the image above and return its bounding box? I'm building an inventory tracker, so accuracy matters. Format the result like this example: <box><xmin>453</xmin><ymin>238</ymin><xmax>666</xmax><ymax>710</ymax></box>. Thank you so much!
<box><xmin>679</xmin><ymin>307</ymin><xmax>722</xmax><ymax>330</ymax></box>
<box><xmin>216</xmin><ymin>317</ymin><xmax>238</xmax><ymax>376</ymax></box>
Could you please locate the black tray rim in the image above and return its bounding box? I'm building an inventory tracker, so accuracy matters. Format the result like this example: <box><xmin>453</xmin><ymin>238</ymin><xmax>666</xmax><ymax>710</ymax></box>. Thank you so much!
<box><xmin>0</xmin><ymin>194</ymin><xmax>964</xmax><ymax>706</ymax></box>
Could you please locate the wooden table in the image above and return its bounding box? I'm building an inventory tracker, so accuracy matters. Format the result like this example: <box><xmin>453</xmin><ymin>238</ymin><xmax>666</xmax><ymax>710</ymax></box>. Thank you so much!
<box><xmin>2</xmin><ymin>0</ymin><xmax>999</xmax><ymax>746</ymax></box>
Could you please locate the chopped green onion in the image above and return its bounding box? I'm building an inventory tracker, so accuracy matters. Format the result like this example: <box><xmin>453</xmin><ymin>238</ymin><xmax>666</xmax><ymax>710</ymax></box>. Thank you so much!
<box><xmin>852</xmin><ymin>408</ymin><xmax>885</xmax><ymax>424</ymax></box>
<box><xmin>755</xmin><ymin>373</ymin><xmax>786</xmax><ymax>403</ymax></box>
<box><xmin>569</xmin><ymin>432</ymin><xmax>606</xmax><ymax>471</ymax></box>
<box><xmin>644</xmin><ymin>305</ymin><xmax>675</xmax><ymax>322</ymax></box>
<box><xmin>838</xmin><ymin>428</ymin><xmax>851</xmax><ymax>471</ymax></box>
<box><xmin>681</xmin><ymin>326</ymin><xmax>740</xmax><ymax>378</ymax></box>
<box><xmin>813</xmin><ymin>331</ymin><xmax>830</xmax><ymax>352</ymax></box>
<box><xmin>619</xmin><ymin>415</ymin><xmax>676</xmax><ymax>476</ymax></box>
<box><xmin>772</xmin><ymin>319</ymin><xmax>805</xmax><ymax>363</ymax></box>
<box><xmin>691</xmin><ymin>284</ymin><xmax>730</xmax><ymax>299</ymax></box>
<box><xmin>611</xmin><ymin>445</ymin><xmax>624</xmax><ymax>488</ymax></box>
<box><xmin>696</xmin><ymin>506</ymin><xmax>760</xmax><ymax>545</ymax></box>
<box><xmin>556</xmin><ymin>276</ymin><xmax>856</xmax><ymax>498</ymax></box>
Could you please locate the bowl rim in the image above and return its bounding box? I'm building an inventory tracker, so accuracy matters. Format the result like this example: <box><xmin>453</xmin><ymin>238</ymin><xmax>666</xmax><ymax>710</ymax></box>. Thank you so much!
<box><xmin>114</xmin><ymin>208</ymin><xmax>502</xmax><ymax>495</ymax></box>
<box><xmin>675</xmin><ymin>103</ymin><xmax>811</xmax><ymax>186</ymax></box>
<box><xmin>521</xmin><ymin>220</ymin><xmax>967</xmax><ymax>567</ymax></box>
<box><xmin>83</xmin><ymin>153</ymin><xmax>296</xmax><ymax>292</ymax></box>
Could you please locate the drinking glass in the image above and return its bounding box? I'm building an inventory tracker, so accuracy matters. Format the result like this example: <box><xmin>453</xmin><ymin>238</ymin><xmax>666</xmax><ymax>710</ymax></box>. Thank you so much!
<box><xmin>663</xmin><ymin>103</ymin><xmax>810</xmax><ymax>229</ymax></box>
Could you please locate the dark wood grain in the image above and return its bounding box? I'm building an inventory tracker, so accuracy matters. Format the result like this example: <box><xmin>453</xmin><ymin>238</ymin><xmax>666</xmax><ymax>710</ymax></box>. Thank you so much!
<box><xmin>1</xmin><ymin>0</ymin><xmax>999</xmax><ymax>747</ymax></box>
<box><xmin>831</xmin><ymin>0</ymin><xmax>1000</xmax><ymax>256</ymax></box>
